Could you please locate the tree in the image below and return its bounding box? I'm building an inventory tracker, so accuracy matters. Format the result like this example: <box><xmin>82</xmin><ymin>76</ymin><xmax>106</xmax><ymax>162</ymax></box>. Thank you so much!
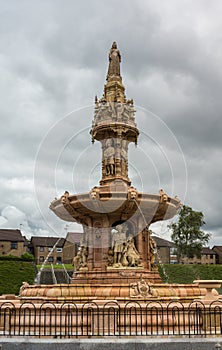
<box><xmin>169</xmin><ymin>205</ymin><xmax>210</xmax><ymax>263</ymax></box>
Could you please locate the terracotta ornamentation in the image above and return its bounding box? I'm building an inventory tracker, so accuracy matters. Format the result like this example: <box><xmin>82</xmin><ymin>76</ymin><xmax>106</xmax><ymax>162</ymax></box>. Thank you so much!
<box><xmin>73</xmin><ymin>246</ymin><xmax>88</xmax><ymax>271</ymax></box>
<box><xmin>130</xmin><ymin>278</ymin><xmax>153</xmax><ymax>298</ymax></box>
<box><xmin>122</xmin><ymin>235</ymin><xmax>141</xmax><ymax>267</ymax></box>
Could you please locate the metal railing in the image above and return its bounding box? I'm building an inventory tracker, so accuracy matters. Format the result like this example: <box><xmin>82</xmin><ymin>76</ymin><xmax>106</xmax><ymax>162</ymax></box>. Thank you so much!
<box><xmin>1</xmin><ymin>300</ymin><xmax>222</xmax><ymax>338</ymax></box>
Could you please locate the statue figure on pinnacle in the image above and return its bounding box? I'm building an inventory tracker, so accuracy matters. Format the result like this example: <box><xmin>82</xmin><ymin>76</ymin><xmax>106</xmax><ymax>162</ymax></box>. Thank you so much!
<box><xmin>107</xmin><ymin>41</ymin><xmax>121</xmax><ymax>78</ymax></box>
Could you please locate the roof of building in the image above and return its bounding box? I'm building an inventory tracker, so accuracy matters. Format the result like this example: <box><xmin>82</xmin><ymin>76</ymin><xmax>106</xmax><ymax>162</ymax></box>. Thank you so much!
<box><xmin>152</xmin><ymin>236</ymin><xmax>174</xmax><ymax>247</ymax></box>
<box><xmin>202</xmin><ymin>247</ymin><xmax>216</xmax><ymax>255</ymax></box>
<box><xmin>212</xmin><ymin>246</ymin><xmax>222</xmax><ymax>253</ymax></box>
<box><xmin>23</xmin><ymin>236</ymin><xmax>29</xmax><ymax>246</ymax></box>
<box><xmin>213</xmin><ymin>245</ymin><xmax>222</xmax><ymax>248</ymax></box>
<box><xmin>65</xmin><ymin>232</ymin><xmax>82</xmax><ymax>244</ymax></box>
<box><xmin>0</xmin><ymin>229</ymin><xmax>25</xmax><ymax>242</ymax></box>
<box><xmin>30</xmin><ymin>236</ymin><xmax>65</xmax><ymax>248</ymax></box>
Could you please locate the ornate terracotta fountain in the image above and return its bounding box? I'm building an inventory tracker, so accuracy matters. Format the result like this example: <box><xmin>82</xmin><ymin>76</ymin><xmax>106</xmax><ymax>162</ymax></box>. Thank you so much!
<box><xmin>19</xmin><ymin>43</ymin><xmax>209</xmax><ymax>302</ymax></box>
<box><xmin>2</xmin><ymin>43</ymin><xmax>222</xmax><ymax>341</ymax></box>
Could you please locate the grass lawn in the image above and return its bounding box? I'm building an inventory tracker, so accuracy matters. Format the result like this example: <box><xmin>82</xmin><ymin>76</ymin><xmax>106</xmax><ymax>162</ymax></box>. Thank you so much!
<box><xmin>1</xmin><ymin>261</ymin><xmax>222</xmax><ymax>295</ymax></box>
<box><xmin>0</xmin><ymin>260</ymin><xmax>36</xmax><ymax>295</ymax></box>
<box><xmin>36</xmin><ymin>264</ymin><xmax>73</xmax><ymax>270</ymax></box>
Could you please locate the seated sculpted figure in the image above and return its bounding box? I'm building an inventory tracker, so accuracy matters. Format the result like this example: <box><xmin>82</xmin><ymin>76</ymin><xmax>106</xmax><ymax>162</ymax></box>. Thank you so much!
<box><xmin>72</xmin><ymin>246</ymin><xmax>88</xmax><ymax>271</ymax></box>
<box><xmin>122</xmin><ymin>235</ymin><xmax>140</xmax><ymax>267</ymax></box>
<box><xmin>72</xmin><ymin>251</ymin><xmax>81</xmax><ymax>271</ymax></box>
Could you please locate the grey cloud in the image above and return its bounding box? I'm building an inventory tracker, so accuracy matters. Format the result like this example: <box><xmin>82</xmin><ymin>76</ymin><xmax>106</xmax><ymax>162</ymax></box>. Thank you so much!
<box><xmin>0</xmin><ymin>0</ymin><xmax>221</xmax><ymax>246</ymax></box>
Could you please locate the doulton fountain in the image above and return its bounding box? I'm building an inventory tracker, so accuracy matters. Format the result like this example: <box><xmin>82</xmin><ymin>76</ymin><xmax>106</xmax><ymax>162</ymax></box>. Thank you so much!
<box><xmin>2</xmin><ymin>43</ymin><xmax>222</xmax><ymax>340</ymax></box>
<box><xmin>18</xmin><ymin>42</ymin><xmax>216</xmax><ymax>303</ymax></box>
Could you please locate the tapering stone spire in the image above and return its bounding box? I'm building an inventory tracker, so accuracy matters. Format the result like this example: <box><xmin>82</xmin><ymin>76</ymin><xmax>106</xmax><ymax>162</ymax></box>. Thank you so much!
<box><xmin>90</xmin><ymin>42</ymin><xmax>139</xmax><ymax>186</ymax></box>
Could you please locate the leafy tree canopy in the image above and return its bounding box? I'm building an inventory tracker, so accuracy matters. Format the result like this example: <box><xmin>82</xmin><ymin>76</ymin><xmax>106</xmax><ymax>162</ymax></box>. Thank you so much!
<box><xmin>169</xmin><ymin>205</ymin><xmax>210</xmax><ymax>261</ymax></box>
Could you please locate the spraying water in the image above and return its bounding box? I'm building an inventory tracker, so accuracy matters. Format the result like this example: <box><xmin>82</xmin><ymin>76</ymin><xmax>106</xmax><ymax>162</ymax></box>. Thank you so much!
<box><xmin>35</xmin><ymin>238</ymin><xmax>62</xmax><ymax>285</ymax></box>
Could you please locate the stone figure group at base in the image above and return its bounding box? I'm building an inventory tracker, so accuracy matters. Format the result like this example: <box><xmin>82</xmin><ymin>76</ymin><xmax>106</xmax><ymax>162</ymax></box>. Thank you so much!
<box><xmin>72</xmin><ymin>246</ymin><xmax>88</xmax><ymax>271</ymax></box>
<box><xmin>110</xmin><ymin>223</ymin><xmax>141</xmax><ymax>268</ymax></box>
<box><xmin>72</xmin><ymin>223</ymin><xmax>158</xmax><ymax>272</ymax></box>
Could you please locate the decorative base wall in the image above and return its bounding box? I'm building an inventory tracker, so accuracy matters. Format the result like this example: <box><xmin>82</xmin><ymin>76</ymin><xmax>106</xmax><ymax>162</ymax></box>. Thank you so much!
<box><xmin>18</xmin><ymin>282</ymin><xmax>206</xmax><ymax>303</ymax></box>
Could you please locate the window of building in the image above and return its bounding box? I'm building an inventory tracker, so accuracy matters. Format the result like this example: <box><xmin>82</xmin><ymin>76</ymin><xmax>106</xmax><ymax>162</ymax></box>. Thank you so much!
<box><xmin>39</xmin><ymin>256</ymin><xmax>44</xmax><ymax>262</ymax></box>
<box><xmin>48</xmin><ymin>256</ymin><xmax>54</xmax><ymax>263</ymax></box>
<box><xmin>11</xmin><ymin>241</ymin><xmax>18</xmax><ymax>249</ymax></box>
<box><xmin>56</xmin><ymin>247</ymin><xmax>62</xmax><ymax>253</ymax></box>
<box><xmin>39</xmin><ymin>246</ymin><xmax>44</xmax><ymax>252</ymax></box>
<box><xmin>48</xmin><ymin>247</ymin><xmax>53</xmax><ymax>252</ymax></box>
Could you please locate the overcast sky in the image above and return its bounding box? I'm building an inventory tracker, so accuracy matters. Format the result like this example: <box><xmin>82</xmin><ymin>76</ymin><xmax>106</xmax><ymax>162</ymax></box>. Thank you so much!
<box><xmin>0</xmin><ymin>0</ymin><xmax>221</xmax><ymax>246</ymax></box>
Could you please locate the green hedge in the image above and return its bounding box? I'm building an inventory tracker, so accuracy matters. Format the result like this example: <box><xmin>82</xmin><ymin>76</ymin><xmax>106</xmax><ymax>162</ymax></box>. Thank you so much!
<box><xmin>158</xmin><ymin>264</ymin><xmax>222</xmax><ymax>293</ymax></box>
<box><xmin>0</xmin><ymin>253</ymin><xmax>34</xmax><ymax>261</ymax></box>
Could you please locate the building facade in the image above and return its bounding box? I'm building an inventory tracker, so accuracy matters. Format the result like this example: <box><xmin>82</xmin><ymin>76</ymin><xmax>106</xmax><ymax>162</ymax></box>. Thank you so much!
<box><xmin>181</xmin><ymin>247</ymin><xmax>216</xmax><ymax>264</ymax></box>
<box><xmin>0</xmin><ymin>229</ymin><xmax>28</xmax><ymax>257</ymax></box>
<box><xmin>30</xmin><ymin>237</ymin><xmax>66</xmax><ymax>265</ymax></box>
<box><xmin>62</xmin><ymin>232</ymin><xmax>81</xmax><ymax>264</ymax></box>
<box><xmin>30</xmin><ymin>234</ymin><xmax>79</xmax><ymax>265</ymax></box>
<box><xmin>212</xmin><ymin>246</ymin><xmax>222</xmax><ymax>264</ymax></box>
<box><xmin>0</xmin><ymin>228</ymin><xmax>219</xmax><ymax>267</ymax></box>
<box><xmin>153</xmin><ymin>236</ymin><xmax>174</xmax><ymax>264</ymax></box>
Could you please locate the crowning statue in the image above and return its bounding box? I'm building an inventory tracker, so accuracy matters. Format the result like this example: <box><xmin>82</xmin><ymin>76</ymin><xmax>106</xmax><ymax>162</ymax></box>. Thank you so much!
<box><xmin>107</xmin><ymin>42</ymin><xmax>121</xmax><ymax>78</ymax></box>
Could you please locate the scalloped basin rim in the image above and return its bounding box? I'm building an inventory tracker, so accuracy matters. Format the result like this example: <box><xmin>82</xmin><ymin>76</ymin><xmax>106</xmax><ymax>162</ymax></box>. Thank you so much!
<box><xmin>193</xmin><ymin>280</ymin><xmax>222</xmax><ymax>283</ymax></box>
<box><xmin>193</xmin><ymin>280</ymin><xmax>222</xmax><ymax>288</ymax></box>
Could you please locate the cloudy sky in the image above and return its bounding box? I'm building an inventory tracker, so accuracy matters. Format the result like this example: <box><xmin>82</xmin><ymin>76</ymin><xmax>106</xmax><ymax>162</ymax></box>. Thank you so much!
<box><xmin>0</xmin><ymin>0</ymin><xmax>221</xmax><ymax>246</ymax></box>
